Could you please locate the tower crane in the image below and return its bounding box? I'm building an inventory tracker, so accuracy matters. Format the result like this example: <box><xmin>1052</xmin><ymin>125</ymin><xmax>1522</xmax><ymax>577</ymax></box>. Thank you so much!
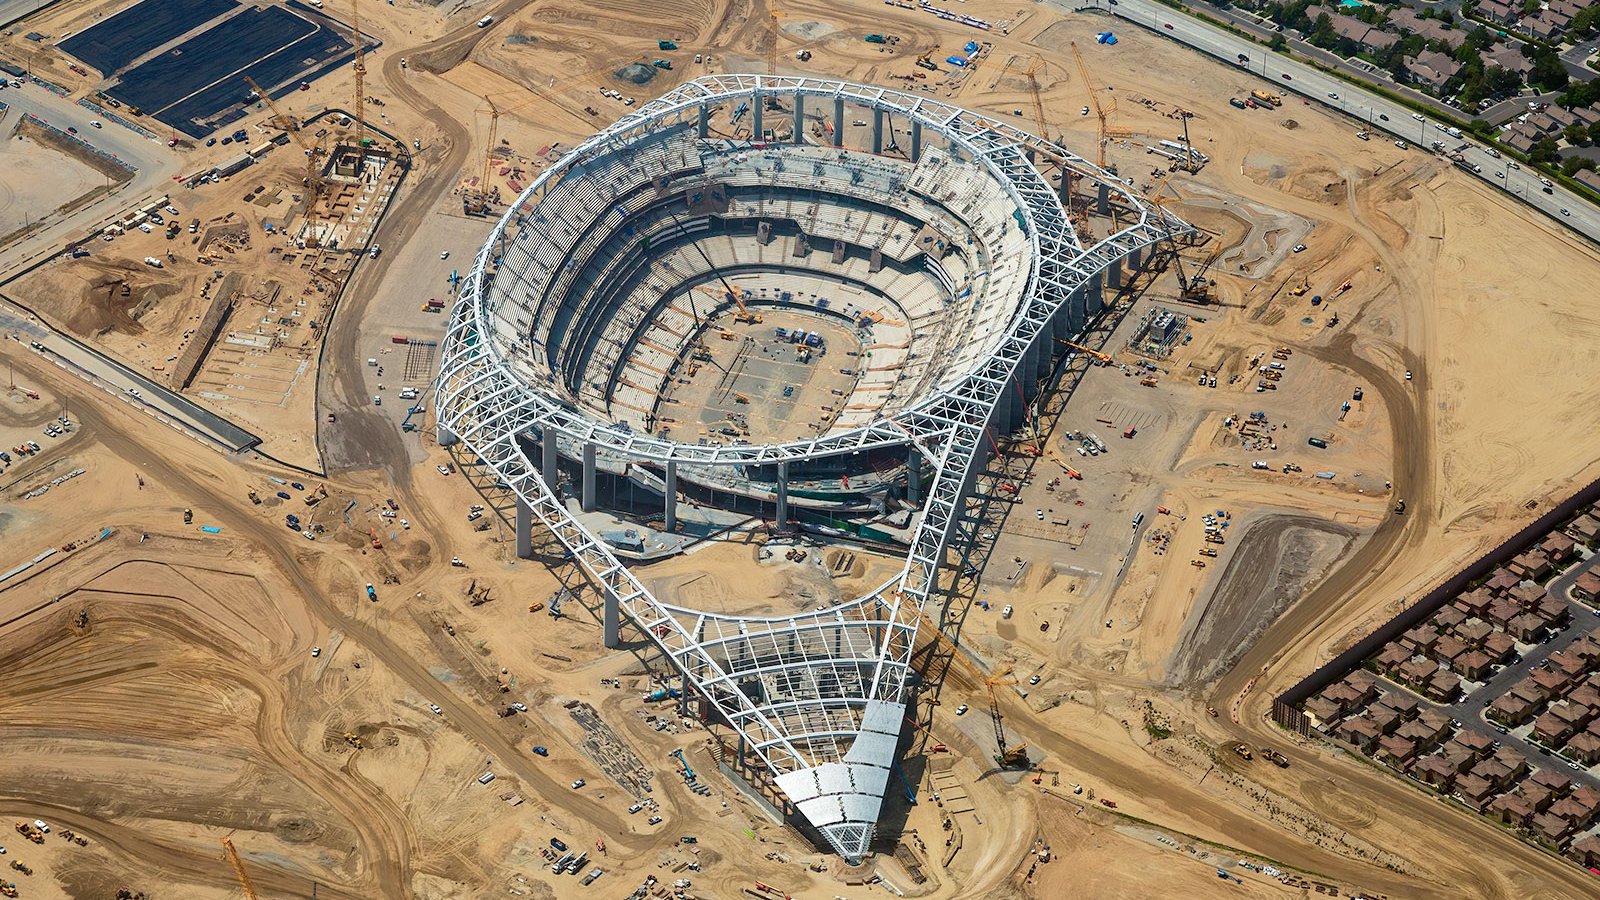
<box><xmin>242</xmin><ymin>75</ymin><xmax>326</xmax><ymax>217</ymax></box>
<box><xmin>987</xmin><ymin>666</ymin><xmax>1030</xmax><ymax>769</ymax></box>
<box><xmin>221</xmin><ymin>837</ymin><xmax>261</xmax><ymax>900</ymax></box>
<box><xmin>350</xmin><ymin>0</ymin><xmax>366</xmax><ymax>145</ymax></box>
<box><xmin>693</xmin><ymin>284</ymin><xmax>761</xmax><ymax>323</ymax></box>
<box><xmin>767</xmin><ymin>0</ymin><xmax>783</xmax><ymax>75</ymax></box>
<box><xmin>1071</xmin><ymin>41</ymin><xmax>1130</xmax><ymax>169</ymax></box>
<box><xmin>1147</xmin><ymin>175</ymin><xmax>1213</xmax><ymax>303</ymax></box>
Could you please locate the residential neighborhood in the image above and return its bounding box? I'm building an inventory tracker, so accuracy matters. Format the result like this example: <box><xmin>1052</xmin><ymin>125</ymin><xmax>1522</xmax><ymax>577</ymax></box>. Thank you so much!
<box><xmin>1229</xmin><ymin>0</ymin><xmax>1600</xmax><ymax>177</ymax></box>
<box><xmin>1296</xmin><ymin>499</ymin><xmax>1600</xmax><ymax>871</ymax></box>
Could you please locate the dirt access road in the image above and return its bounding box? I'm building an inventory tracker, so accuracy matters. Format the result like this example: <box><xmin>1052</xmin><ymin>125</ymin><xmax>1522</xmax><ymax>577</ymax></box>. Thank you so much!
<box><xmin>316</xmin><ymin>0</ymin><xmax>535</xmax><ymax>478</ymax></box>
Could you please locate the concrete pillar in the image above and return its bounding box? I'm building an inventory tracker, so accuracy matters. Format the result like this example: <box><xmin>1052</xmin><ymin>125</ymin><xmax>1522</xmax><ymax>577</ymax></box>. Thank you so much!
<box><xmin>752</xmin><ymin>92</ymin><xmax>764</xmax><ymax>140</ymax></box>
<box><xmin>871</xmin><ymin>109</ymin><xmax>884</xmax><ymax>154</ymax></box>
<box><xmin>541</xmin><ymin>429</ymin><xmax>559</xmax><ymax>493</ymax></box>
<box><xmin>1056</xmin><ymin>167</ymin><xmax>1073</xmax><ymax>207</ymax></box>
<box><xmin>906</xmin><ymin>446</ymin><xmax>922</xmax><ymax>505</ymax></box>
<box><xmin>1129</xmin><ymin>245</ymin><xmax>1143</xmax><ymax>271</ymax></box>
<box><xmin>1095</xmin><ymin>182</ymin><xmax>1110</xmax><ymax>215</ymax></box>
<box><xmin>833</xmin><ymin>96</ymin><xmax>845</xmax><ymax>148</ymax></box>
<box><xmin>792</xmin><ymin>94</ymin><xmax>804</xmax><ymax>143</ymax></box>
<box><xmin>515</xmin><ymin>496</ymin><xmax>534</xmax><ymax>559</ymax></box>
<box><xmin>1107</xmin><ymin>256</ymin><xmax>1123</xmax><ymax>291</ymax></box>
<box><xmin>910</xmin><ymin>121</ymin><xmax>922</xmax><ymax>162</ymax></box>
<box><xmin>603</xmin><ymin>590</ymin><xmax>621</xmax><ymax>649</ymax></box>
<box><xmin>1064</xmin><ymin>287</ymin><xmax>1085</xmax><ymax>338</ymax></box>
<box><xmin>581</xmin><ymin>441</ymin><xmax>598</xmax><ymax>512</ymax></box>
<box><xmin>664</xmin><ymin>460</ymin><xmax>678</xmax><ymax>532</ymax></box>
<box><xmin>776</xmin><ymin>461</ymin><xmax>790</xmax><ymax>530</ymax></box>
<box><xmin>1087</xmin><ymin>272</ymin><xmax>1105</xmax><ymax>316</ymax></box>
<box><xmin>697</xmin><ymin>104</ymin><xmax>709</xmax><ymax>138</ymax></box>
<box><xmin>436</xmin><ymin>423</ymin><xmax>458</xmax><ymax>447</ymax></box>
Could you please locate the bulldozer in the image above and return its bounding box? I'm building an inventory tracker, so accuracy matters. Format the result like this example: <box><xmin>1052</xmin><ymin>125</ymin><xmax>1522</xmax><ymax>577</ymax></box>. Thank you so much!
<box><xmin>343</xmin><ymin>732</ymin><xmax>365</xmax><ymax>750</ymax></box>
<box><xmin>0</xmin><ymin>880</ymin><xmax>17</xmax><ymax>897</ymax></box>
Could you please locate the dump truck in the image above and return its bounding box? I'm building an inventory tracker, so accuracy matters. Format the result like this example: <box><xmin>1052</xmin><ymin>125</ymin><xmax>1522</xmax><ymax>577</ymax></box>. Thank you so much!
<box><xmin>365</xmin><ymin>583</ymin><xmax>378</xmax><ymax>602</ymax></box>
<box><xmin>653</xmin><ymin>59</ymin><xmax>672</xmax><ymax>70</ymax></box>
<box><xmin>1260</xmin><ymin>747</ymin><xmax>1290</xmax><ymax>767</ymax></box>
<box><xmin>865</xmin><ymin>33</ymin><xmax>888</xmax><ymax>43</ymax></box>
<box><xmin>1229</xmin><ymin>97</ymin><xmax>1248</xmax><ymax>109</ymax></box>
<box><xmin>1250</xmin><ymin>89</ymin><xmax>1282</xmax><ymax>107</ymax></box>
<box><xmin>658</xmin><ymin>39</ymin><xmax>678</xmax><ymax>50</ymax></box>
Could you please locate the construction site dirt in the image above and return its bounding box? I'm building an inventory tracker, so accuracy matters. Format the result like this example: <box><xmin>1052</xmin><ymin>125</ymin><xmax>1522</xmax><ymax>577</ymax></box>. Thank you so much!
<box><xmin>0</xmin><ymin>0</ymin><xmax>1599</xmax><ymax>896</ymax></box>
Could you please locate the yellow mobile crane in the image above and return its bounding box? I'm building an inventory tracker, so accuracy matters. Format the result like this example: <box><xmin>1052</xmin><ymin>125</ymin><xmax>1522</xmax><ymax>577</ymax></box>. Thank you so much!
<box><xmin>242</xmin><ymin>75</ymin><xmax>326</xmax><ymax>216</ymax></box>
<box><xmin>1055</xmin><ymin>337</ymin><xmax>1112</xmax><ymax>365</ymax></box>
<box><xmin>221</xmin><ymin>837</ymin><xmax>261</xmax><ymax>900</ymax></box>
<box><xmin>987</xmin><ymin>666</ymin><xmax>1031</xmax><ymax>769</ymax></box>
<box><xmin>1071</xmin><ymin>41</ymin><xmax>1131</xmax><ymax>169</ymax></box>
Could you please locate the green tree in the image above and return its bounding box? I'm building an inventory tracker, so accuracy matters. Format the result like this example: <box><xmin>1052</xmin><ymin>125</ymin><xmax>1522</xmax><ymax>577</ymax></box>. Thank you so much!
<box><xmin>1530</xmin><ymin>137</ymin><xmax>1560</xmax><ymax>164</ymax></box>
<box><xmin>1530</xmin><ymin>49</ymin><xmax>1570</xmax><ymax>93</ymax></box>
<box><xmin>1565</xmin><ymin>123</ymin><xmax>1590</xmax><ymax>145</ymax></box>
<box><xmin>1269</xmin><ymin>32</ymin><xmax>1289</xmax><ymax>51</ymax></box>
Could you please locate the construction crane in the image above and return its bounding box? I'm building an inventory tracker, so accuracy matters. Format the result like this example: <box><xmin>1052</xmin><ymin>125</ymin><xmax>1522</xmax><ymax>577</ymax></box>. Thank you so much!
<box><xmin>221</xmin><ymin>838</ymin><xmax>261</xmax><ymax>900</ymax></box>
<box><xmin>243</xmin><ymin>75</ymin><xmax>326</xmax><ymax>217</ymax></box>
<box><xmin>1055</xmin><ymin>337</ymin><xmax>1112</xmax><ymax>364</ymax></box>
<box><xmin>767</xmin><ymin>0</ymin><xmax>783</xmax><ymax>75</ymax></box>
<box><xmin>243</xmin><ymin>75</ymin><xmax>297</xmax><ymax>133</ymax></box>
<box><xmin>1147</xmin><ymin>175</ymin><xmax>1213</xmax><ymax>303</ymax></box>
<box><xmin>470</xmin><ymin>95</ymin><xmax>500</xmax><ymax>214</ymax></box>
<box><xmin>1071</xmin><ymin>41</ymin><xmax>1129</xmax><ymax>169</ymax></box>
<box><xmin>350</xmin><ymin>0</ymin><xmax>366</xmax><ymax>145</ymax></box>
<box><xmin>986</xmin><ymin>666</ymin><xmax>1030</xmax><ymax>769</ymax></box>
<box><xmin>692</xmin><ymin>284</ymin><xmax>760</xmax><ymax>322</ymax></box>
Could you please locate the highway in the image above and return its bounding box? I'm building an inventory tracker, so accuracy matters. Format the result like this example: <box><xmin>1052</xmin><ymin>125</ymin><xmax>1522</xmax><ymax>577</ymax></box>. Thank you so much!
<box><xmin>1060</xmin><ymin>0</ymin><xmax>1600</xmax><ymax>245</ymax></box>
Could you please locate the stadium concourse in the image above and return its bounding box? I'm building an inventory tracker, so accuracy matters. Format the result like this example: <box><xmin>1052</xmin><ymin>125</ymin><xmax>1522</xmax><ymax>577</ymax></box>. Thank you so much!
<box><xmin>435</xmin><ymin>74</ymin><xmax>1189</xmax><ymax>862</ymax></box>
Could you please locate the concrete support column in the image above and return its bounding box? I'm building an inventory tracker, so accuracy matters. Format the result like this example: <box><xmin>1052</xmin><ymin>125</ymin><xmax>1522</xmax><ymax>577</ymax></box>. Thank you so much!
<box><xmin>1087</xmin><ymin>272</ymin><xmax>1105</xmax><ymax>316</ymax></box>
<box><xmin>871</xmin><ymin>109</ymin><xmax>884</xmax><ymax>154</ymax></box>
<box><xmin>1057</xmin><ymin>168</ymin><xmax>1073</xmax><ymax>207</ymax></box>
<box><xmin>1065</xmin><ymin>286</ymin><xmax>1087</xmax><ymax>336</ymax></box>
<box><xmin>1096</xmin><ymin>182</ymin><xmax>1110</xmax><ymax>215</ymax></box>
<box><xmin>1129</xmin><ymin>245</ymin><xmax>1143</xmax><ymax>271</ymax></box>
<box><xmin>697</xmin><ymin>104</ymin><xmax>709</xmax><ymax>138</ymax></box>
<box><xmin>833</xmin><ymin>96</ymin><xmax>845</xmax><ymax>147</ymax></box>
<box><xmin>1107</xmin><ymin>256</ymin><xmax>1123</xmax><ymax>291</ymax></box>
<box><xmin>776</xmin><ymin>461</ymin><xmax>790</xmax><ymax>530</ymax></box>
<box><xmin>906</xmin><ymin>446</ymin><xmax>923</xmax><ymax>505</ymax></box>
<box><xmin>542</xmin><ymin>429</ymin><xmax>559</xmax><ymax>494</ymax></box>
<box><xmin>603</xmin><ymin>590</ymin><xmax>621</xmax><ymax>649</ymax></box>
<box><xmin>664</xmin><ymin>461</ymin><xmax>678</xmax><ymax>532</ymax></box>
<box><xmin>1035</xmin><ymin>335</ymin><xmax>1052</xmax><ymax>382</ymax></box>
<box><xmin>515</xmin><ymin>497</ymin><xmax>534</xmax><ymax>559</ymax></box>
<box><xmin>910</xmin><ymin>121</ymin><xmax>922</xmax><ymax>161</ymax></box>
<box><xmin>581</xmin><ymin>441</ymin><xmax>598</xmax><ymax>512</ymax></box>
<box><xmin>792</xmin><ymin>93</ymin><xmax>804</xmax><ymax>143</ymax></box>
<box><xmin>436</xmin><ymin>424</ymin><xmax>458</xmax><ymax>447</ymax></box>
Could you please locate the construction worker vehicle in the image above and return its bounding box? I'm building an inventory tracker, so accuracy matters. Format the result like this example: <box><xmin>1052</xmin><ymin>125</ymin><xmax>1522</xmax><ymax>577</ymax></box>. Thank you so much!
<box><xmin>1198</xmin><ymin>548</ymin><xmax>1218</xmax><ymax>557</ymax></box>
<box><xmin>0</xmin><ymin>880</ymin><xmax>17</xmax><ymax>896</ymax></box>
<box><xmin>183</xmin><ymin>508</ymin><xmax>193</xmax><ymax>524</ymax></box>
<box><xmin>1259</xmin><ymin>747</ymin><xmax>1290</xmax><ymax>768</ymax></box>
<box><xmin>1233</xmin><ymin>744</ymin><xmax>1254</xmax><ymax>761</ymax></box>
<box><xmin>8</xmin><ymin>862</ymin><xmax>30</xmax><ymax>876</ymax></box>
<box><xmin>1250</xmin><ymin>89</ymin><xmax>1283</xmax><ymax>107</ymax></box>
<box><xmin>13</xmin><ymin>823</ymin><xmax>42</xmax><ymax>845</ymax></box>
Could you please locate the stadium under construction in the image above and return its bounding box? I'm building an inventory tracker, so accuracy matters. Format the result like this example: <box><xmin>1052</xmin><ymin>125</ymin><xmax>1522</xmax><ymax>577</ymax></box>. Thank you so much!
<box><xmin>434</xmin><ymin>74</ymin><xmax>1190</xmax><ymax>862</ymax></box>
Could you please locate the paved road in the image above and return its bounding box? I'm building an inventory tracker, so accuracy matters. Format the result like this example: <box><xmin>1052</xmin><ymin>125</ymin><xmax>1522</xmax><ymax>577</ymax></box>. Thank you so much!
<box><xmin>0</xmin><ymin>310</ymin><xmax>258</xmax><ymax>452</ymax></box>
<box><xmin>1069</xmin><ymin>0</ymin><xmax>1600</xmax><ymax>244</ymax></box>
<box><xmin>0</xmin><ymin>78</ymin><xmax>180</xmax><ymax>279</ymax></box>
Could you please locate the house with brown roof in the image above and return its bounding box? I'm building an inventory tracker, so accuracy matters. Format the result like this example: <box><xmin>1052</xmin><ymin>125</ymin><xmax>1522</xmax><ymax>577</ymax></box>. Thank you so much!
<box><xmin>1398</xmin><ymin>656</ymin><xmax>1441</xmax><ymax>688</ymax></box>
<box><xmin>1508</xmin><ymin>612</ymin><xmax>1549</xmax><ymax>642</ymax></box>
<box><xmin>1569</xmin><ymin>683</ymin><xmax>1600</xmax><ymax>713</ymax></box>
<box><xmin>1433</xmin><ymin>633</ymin><xmax>1470</xmax><ymax>665</ymax></box>
<box><xmin>1471</xmin><ymin>757</ymin><xmax>1518</xmax><ymax>791</ymax></box>
<box><xmin>1432</xmin><ymin>605</ymin><xmax>1467</xmax><ymax>631</ymax></box>
<box><xmin>1572</xmin><ymin>571</ymin><xmax>1600</xmax><ymax>603</ymax></box>
<box><xmin>1455</xmin><ymin>729</ymin><xmax>1494</xmax><ymax>757</ymax></box>
<box><xmin>1425</xmin><ymin>670</ymin><xmax>1461</xmax><ymax>702</ymax></box>
<box><xmin>1570</xmin><ymin>784</ymin><xmax>1600</xmax><ymax>810</ymax></box>
<box><xmin>1535</xmin><ymin>711</ymin><xmax>1580</xmax><ymax>746</ymax></box>
<box><xmin>1454</xmin><ymin>650</ymin><xmax>1495</xmax><ymax>681</ymax></box>
<box><xmin>1551</xmin><ymin>794</ymin><xmax>1598</xmax><ymax>827</ymax></box>
<box><xmin>1378</xmin><ymin>734</ymin><xmax>1419</xmax><ymax>767</ymax></box>
<box><xmin>1387</xmin><ymin>10</ymin><xmax>1462</xmax><ymax>48</ymax></box>
<box><xmin>1489</xmin><ymin>691</ymin><xmax>1541</xmax><ymax>726</ymax></box>
<box><xmin>1540</xmin><ymin>532</ymin><xmax>1577</xmax><ymax>563</ymax></box>
<box><xmin>1530</xmin><ymin>667</ymin><xmax>1574</xmax><ymax>699</ymax></box>
<box><xmin>1336</xmin><ymin>716</ymin><xmax>1382</xmax><ymax>752</ymax></box>
<box><xmin>1511</xmin><ymin>549</ymin><xmax>1553</xmax><ymax>581</ymax></box>
<box><xmin>1530</xmin><ymin>767</ymin><xmax>1573</xmax><ymax>795</ymax></box>
<box><xmin>1569</xmin><ymin>834</ymin><xmax>1600</xmax><ymax>868</ymax></box>
<box><xmin>1525</xmin><ymin>10</ymin><xmax>1570</xmax><ymax>41</ymax></box>
<box><xmin>1478</xmin><ymin>0</ymin><xmax>1521</xmax><ymax>26</ymax></box>
<box><xmin>1455</xmin><ymin>589</ymin><xmax>1494</xmax><ymax>616</ymax></box>
<box><xmin>1455</xmin><ymin>773</ymin><xmax>1499</xmax><ymax>810</ymax></box>
<box><xmin>1537</xmin><ymin>597</ymin><xmax>1570</xmax><ymax>627</ymax></box>
<box><xmin>1531</xmin><ymin>810</ymin><xmax>1576</xmax><ymax>846</ymax></box>
<box><xmin>1413</xmin><ymin>753</ymin><xmax>1459</xmax><ymax>790</ymax></box>
<box><xmin>1484</xmin><ymin>46</ymin><xmax>1534</xmax><ymax>78</ymax></box>
<box><xmin>1345</xmin><ymin>670</ymin><xmax>1380</xmax><ymax>703</ymax></box>
<box><xmin>1303</xmin><ymin>695</ymin><xmax>1344</xmax><ymax>727</ymax></box>
<box><xmin>1487</xmin><ymin>599</ymin><xmax>1523</xmax><ymax>628</ymax></box>
<box><xmin>1405</xmin><ymin>49</ymin><xmax>1463</xmax><ymax>91</ymax></box>
<box><xmin>1490</xmin><ymin>793</ymin><xmax>1537</xmax><ymax>828</ymax></box>
<box><xmin>1567</xmin><ymin>731</ymin><xmax>1600</xmax><ymax>765</ymax></box>
<box><xmin>1521</xmin><ymin>781</ymin><xmax>1560</xmax><ymax>813</ymax></box>
<box><xmin>1566</xmin><ymin>513</ymin><xmax>1600</xmax><ymax>544</ymax></box>
<box><xmin>1374</xmin><ymin>644</ymin><xmax>1411</xmax><ymax>675</ymax></box>
<box><xmin>1511</xmin><ymin>582</ymin><xmax>1548</xmax><ymax>609</ymax></box>
<box><xmin>1401</xmin><ymin>625</ymin><xmax>1441</xmax><ymax>655</ymax></box>
<box><xmin>1481</xmin><ymin>631</ymin><xmax>1516</xmax><ymax>664</ymax></box>
<box><xmin>1455</xmin><ymin>619</ymin><xmax>1493</xmax><ymax>646</ymax></box>
<box><xmin>1322</xmin><ymin>682</ymin><xmax>1365</xmax><ymax>714</ymax></box>
<box><xmin>1487</xmin><ymin>570</ymin><xmax>1523</xmax><ymax>595</ymax></box>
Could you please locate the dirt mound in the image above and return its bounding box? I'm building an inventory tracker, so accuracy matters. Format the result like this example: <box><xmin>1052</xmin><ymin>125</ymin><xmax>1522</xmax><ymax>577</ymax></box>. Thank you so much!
<box><xmin>614</xmin><ymin>62</ymin><xmax>657</xmax><ymax>85</ymax></box>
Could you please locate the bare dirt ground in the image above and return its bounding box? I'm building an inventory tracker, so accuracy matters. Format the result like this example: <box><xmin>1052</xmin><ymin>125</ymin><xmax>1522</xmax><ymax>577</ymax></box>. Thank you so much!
<box><xmin>0</xmin><ymin>0</ymin><xmax>1599</xmax><ymax>897</ymax></box>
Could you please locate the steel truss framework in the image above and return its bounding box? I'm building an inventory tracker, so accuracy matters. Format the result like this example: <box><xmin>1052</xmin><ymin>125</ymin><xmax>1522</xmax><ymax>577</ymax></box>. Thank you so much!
<box><xmin>436</xmin><ymin>75</ymin><xmax>1191</xmax><ymax>862</ymax></box>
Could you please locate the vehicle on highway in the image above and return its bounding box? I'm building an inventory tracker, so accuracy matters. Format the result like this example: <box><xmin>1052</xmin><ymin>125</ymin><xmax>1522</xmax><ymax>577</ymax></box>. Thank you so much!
<box><xmin>1561</xmin><ymin>208</ymin><xmax>1571</xmax><ymax>217</ymax></box>
<box><xmin>1327</xmin><ymin>91</ymin><xmax>1338</xmax><ymax>100</ymax></box>
<box><xmin>1163</xmin><ymin>22</ymin><xmax>1172</xmax><ymax>28</ymax></box>
<box><xmin>67</xmin><ymin>126</ymin><xmax>77</xmax><ymax>134</ymax></box>
<box><xmin>126</xmin><ymin>387</ymin><xmax>141</xmax><ymax>398</ymax></box>
<box><xmin>1378</xmin><ymin>113</ymin><xmax>1388</xmax><ymax>121</ymax></box>
<box><xmin>91</xmin><ymin>121</ymin><xmax>101</xmax><ymax>128</ymax></box>
<box><xmin>1412</xmin><ymin>112</ymin><xmax>1425</xmax><ymax>121</ymax></box>
<box><xmin>1281</xmin><ymin>73</ymin><xmax>1291</xmax><ymax>80</ymax></box>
